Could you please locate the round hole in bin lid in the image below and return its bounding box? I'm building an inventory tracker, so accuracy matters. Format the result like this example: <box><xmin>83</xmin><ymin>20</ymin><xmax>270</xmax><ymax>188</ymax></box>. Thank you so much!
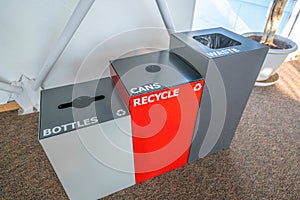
<box><xmin>145</xmin><ymin>65</ymin><xmax>161</xmax><ymax>73</ymax></box>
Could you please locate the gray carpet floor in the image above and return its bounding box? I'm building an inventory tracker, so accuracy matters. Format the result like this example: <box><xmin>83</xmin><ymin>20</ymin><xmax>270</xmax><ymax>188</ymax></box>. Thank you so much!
<box><xmin>1</xmin><ymin>60</ymin><xmax>299</xmax><ymax>200</ymax></box>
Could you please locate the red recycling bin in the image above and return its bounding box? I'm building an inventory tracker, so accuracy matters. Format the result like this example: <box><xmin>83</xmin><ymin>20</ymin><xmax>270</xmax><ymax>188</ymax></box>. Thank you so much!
<box><xmin>110</xmin><ymin>50</ymin><xmax>204</xmax><ymax>183</ymax></box>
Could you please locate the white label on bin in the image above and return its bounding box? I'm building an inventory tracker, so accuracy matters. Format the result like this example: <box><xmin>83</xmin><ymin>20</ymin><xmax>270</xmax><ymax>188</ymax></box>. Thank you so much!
<box><xmin>42</xmin><ymin>116</ymin><xmax>99</xmax><ymax>137</ymax></box>
<box><xmin>132</xmin><ymin>88</ymin><xmax>179</xmax><ymax>107</ymax></box>
<box><xmin>116</xmin><ymin>109</ymin><xmax>126</xmax><ymax>117</ymax></box>
<box><xmin>193</xmin><ymin>83</ymin><xmax>202</xmax><ymax>91</ymax></box>
<box><xmin>206</xmin><ymin>48</ymin><xmax>240</xmax><ymax>57</ymax></box>
<box><xmin>130</xmin><ymin>83</ymin><xmax>161</xmax><ymax>94</ymax></box>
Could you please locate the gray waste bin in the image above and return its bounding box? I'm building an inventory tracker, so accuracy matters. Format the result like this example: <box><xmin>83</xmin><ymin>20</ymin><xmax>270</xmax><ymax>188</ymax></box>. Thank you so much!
<box><xmin>39</xmin><ymin>77</ymin><xmax>135</xmax><ymax>200</ymax></box>
<box><xmin>170</xmin><ymin>27</ymin><xmax>268</xmax><ymax>162</ymax></box>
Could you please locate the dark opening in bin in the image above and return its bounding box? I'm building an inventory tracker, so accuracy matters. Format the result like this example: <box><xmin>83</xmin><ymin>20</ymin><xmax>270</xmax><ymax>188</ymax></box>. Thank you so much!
<box><xmin>193</xmin><ymin>33</ymin><xmax>241</xmax><ymax>49</ymax></box>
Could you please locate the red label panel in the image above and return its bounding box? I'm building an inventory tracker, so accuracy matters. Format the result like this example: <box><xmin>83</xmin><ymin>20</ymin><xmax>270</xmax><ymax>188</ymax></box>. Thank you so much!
<box><xmin>130</xmin><ymin>80</ymin><xmax>204</xmax><ymax>183</ymax></box>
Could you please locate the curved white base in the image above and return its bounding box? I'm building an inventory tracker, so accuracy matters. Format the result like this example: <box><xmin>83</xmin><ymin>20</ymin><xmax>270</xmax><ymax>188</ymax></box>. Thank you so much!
<box><xmin>255</xmin><ymin>73</ymin><xmax>280</xmax><ymax>87</ymax></box>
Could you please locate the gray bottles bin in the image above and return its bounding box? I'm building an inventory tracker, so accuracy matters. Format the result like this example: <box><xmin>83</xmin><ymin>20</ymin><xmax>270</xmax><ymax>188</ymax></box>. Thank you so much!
<box><xmin>170</xmin><ymin>27</ymin><xmax>268</xmax><ymax>162</ymax></box>
<box><xmin>39</xmin><ymin>77</ymin><xmax>135</xmax><ymax>200</ymax></box>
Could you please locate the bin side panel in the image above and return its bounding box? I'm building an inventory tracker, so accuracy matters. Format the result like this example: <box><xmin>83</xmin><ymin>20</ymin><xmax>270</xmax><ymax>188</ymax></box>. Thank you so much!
<box><xmin>208</xmin><ymin>49</ymin><xmax>268</xmax><ymax>154</ymax></box>
<box><xmin>189</xmin><ymin>48</ymin><xmax>268</xmax><ymax>161</ymax></box>
<box><xmin>110</xmin><ymin>64</ymin><xmax>130</xmax><ymax>109</ymax></box>
<box><xmin>40</xmin><ymin>117</ymin><xmax>135</xmax><ymax>200</ymax></box>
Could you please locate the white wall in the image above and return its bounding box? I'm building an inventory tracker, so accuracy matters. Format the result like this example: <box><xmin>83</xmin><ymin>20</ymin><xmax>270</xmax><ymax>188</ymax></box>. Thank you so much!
<box><xmin>287</xmin><ymin>17</ymin><xmax>300</xmax><ymax>58</ymax></box>
<box><xmin>0</xmin><ymin>0</ymin><xmax>79</xmax><ymax>83</ymax></box>
<box><xmin>0</xmin><ymin>0</ymin><xmax>196</xmax><ymax>93</ymax></box>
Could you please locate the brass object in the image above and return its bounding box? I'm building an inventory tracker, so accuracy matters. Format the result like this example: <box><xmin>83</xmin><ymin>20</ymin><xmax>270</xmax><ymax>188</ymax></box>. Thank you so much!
<box><xmin>261</xmin><ymin>0</ymin><xmax>287</xmax><ymax>48</ymax></box>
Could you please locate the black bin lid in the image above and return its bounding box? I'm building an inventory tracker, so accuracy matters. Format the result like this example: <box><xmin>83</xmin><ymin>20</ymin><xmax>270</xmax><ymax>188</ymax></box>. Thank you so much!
<box><xmin>172</xmin><ymin>27</ymin><xmax>268</xmax><ymax>58</ymax></box>
<box><xmin>111</xmin><ymin>50</ymin><xmax>203</xmax><ymax>96</ymax></box>
<box><xmin>39</xmin><ymin>77</ymin><xmax>128</xmax><ymax>140</ymax></box>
